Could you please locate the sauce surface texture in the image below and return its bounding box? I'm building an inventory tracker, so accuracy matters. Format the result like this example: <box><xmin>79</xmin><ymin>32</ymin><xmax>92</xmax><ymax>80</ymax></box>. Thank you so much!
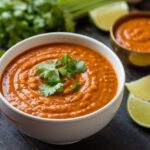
<box><xmin>115</xmin><ymin>17</ymin><xmax>150</xmax><ymax>52</ymax></box>
<box><xmin>1</xmin><ymin>44</ymin><xmax>118</xmax><ymax>119</ymax></box>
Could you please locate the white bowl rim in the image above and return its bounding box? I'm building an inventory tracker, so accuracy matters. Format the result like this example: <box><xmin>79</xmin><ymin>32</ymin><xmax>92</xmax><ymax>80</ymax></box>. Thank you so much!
<box><xmin>0</xmin><ymin>32</ymin><xmax>125</xmax><ymax>122</ymax></box>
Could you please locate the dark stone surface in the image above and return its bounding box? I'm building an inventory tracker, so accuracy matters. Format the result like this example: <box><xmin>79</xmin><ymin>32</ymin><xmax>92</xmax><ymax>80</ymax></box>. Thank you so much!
<box><xmin>0</xmin><ymin>5</ymin><xmax>150</xmax><ymax>150</ymax></box>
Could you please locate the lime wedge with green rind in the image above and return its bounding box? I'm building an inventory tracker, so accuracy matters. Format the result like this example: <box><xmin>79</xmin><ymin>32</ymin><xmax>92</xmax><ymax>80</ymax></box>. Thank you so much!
<box><xmin>89</xmin><ymin>1</ymin><xmax>129</xmax><ymax>31</ymax></box>
<box><xmin>126</xmin><ymin>75</ymin><xmax>150</xmax><ymax>101</ymax></box>
<box><xmin>127</xmin><ymin>94</ymin><xmax>150</xmax><ymax>128</ymax></box>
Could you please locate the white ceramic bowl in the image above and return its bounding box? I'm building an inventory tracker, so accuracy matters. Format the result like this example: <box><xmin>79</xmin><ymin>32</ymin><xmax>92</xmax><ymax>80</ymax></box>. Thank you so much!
<box><xmin>0</xmin><ymin>32</ymin><xmax>125</xmax><ymax>145</ymax></box>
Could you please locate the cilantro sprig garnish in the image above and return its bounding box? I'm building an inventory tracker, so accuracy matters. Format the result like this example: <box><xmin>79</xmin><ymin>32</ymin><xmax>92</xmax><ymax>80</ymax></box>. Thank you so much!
<box><xmin>37</xmin><ymin>53</ymin><xmax>86</xmax><ymax>96</ymax></box>
<box><xmin>59</xmin><ymin>54</ymin><xmax>86</xmax><ymax>78</ymax></box>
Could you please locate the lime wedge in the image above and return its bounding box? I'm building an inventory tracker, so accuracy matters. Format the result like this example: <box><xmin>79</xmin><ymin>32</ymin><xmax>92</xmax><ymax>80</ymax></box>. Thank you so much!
<box><xmin>127</xmin><ymin>94</ymin><xmax>150</xmax><ymax>128</ymax></box>
<box><xmin>89</xmin><ymin>1</ymin><xmax>129</xmax><ymax>31</ymax></box>
<box><xmin>126</xmin><ymin>75</ymin><xmax>150</xmax><ymax>100</ymax></box>
<box><xmin>129</xmin><ymin>53</ymin><xmax>150</xmax><ymax>67</ymax></box>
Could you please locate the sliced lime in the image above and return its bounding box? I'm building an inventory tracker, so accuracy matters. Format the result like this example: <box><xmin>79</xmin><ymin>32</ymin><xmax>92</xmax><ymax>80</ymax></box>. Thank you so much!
<box><xmin>89</xmin><ymin>1</ymin><xmax>129</xmax><ymax>31</ymax></box>
<box><xmin>129</xmin><ymin>53</ymin><xmax>150</xmax><ymax>67</ymax></box>
<box><xmin>127</xmin><ymin>94</ymin><xmax>150</xmax><ymax>128</ymax></box>
<box><xmin>126</xmin><ymin>75</ymin><xmax>150</xmax><ymax>100</ymax></box>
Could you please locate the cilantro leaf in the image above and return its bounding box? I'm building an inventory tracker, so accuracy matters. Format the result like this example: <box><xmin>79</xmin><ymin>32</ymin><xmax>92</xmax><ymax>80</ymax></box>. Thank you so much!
<box><xmin>59</xmin><ymin>53</ymin><xmax>86</xmax><ymax>78</ymax></box>
<box><xmin>37</xmin><ymin>60</ymin><xmax>57</xmax><ymax>71</ymax></box>
<box><xmin>71</xmin><ymin>80</ymin><xmax>79</xmax><ymax>92</ymax></box>
<box><xmin>40</xmin><ymin>83</ymin><xmax>64</xmax><ymax>96</ymax></box>
<box><xmin>43</xmin><ymin>69</ymin><xmax>60</xmax><ymax>83</ymax></box>
<box><xmin>61</xmin><ymin>53</ymin><xmax>70</xmax><ymax>65</ymax></box>
<box><xmin>59</xmin><ymin>66</ymin><xmax>75</xmax><ymax>78</ymax></box>
<box><xmin>37</xmin><ymin>60</ymin><xmax>60</xmax><ymax>84</ymax></box>
<box><xmin>59</xmin><ymin>66</ymin><xmax>68</xmax><ymax>76</ymax></box>
<box><xmin>75</xmin><ymin>60</ymin><xmax>86</xmax><ymax>73</ymax></box>
<box><xmin>45</xmin><ymin>79</ymin><xmax>65</xmax><ymax>85</ymax></box>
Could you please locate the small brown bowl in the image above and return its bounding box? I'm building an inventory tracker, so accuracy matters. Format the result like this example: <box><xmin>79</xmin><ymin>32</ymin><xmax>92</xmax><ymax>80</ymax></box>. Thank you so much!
<box><xmin>110</xmin><ymin>11</ymin><xmax>150</xmax><ymax>67</ymax></box>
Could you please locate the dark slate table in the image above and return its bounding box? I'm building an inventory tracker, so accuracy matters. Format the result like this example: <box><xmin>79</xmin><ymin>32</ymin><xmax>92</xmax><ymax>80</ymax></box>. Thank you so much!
<box><xmin>0</xmin><ymin>2</ymin><xmax>150</xmax><ymax>150</ymax></box>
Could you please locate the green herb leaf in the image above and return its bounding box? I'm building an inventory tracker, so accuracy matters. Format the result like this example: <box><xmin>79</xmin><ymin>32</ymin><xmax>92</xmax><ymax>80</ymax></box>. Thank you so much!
<box><xmin>75</xmin><ymin>60</ymin><xmax>86</xmax><ymax>73</ymax></box>
<box><xmin>59</xmin><ymin>66</ymin><xmax>76</xmax><ymax>78</ymax></box>
<box><xmin>0</xmin><ymin>49</ymin><xmax>5</xmax><ymax>57</ymax></box>
<box><xmin>61</xmin><ymin>53</ymin><xmax>70</xmax><ymax>65</ymax></box>
<box><xmin>59</xmin><ymin>66</ymin><xmax>68</xmax><ymax>76</ymax></box>
<box><xmin>43</xmin><ymin>69</ymin><xmax>60</xmax><ymax>83</ymax></box>
<box><xmin>71</xmin><ymin>80</ymin><xmax>79</xmax><ymax>92</ymax></box>
<box><xmin>37</xmin><ymin>60</ymin><xmax>57</xmax><ymax>71</ymax></box>
<box><xmin>45</xmin><ymin>79</ymin><xmax>65</xmax><ymax>85</ymax></box>
<box><xmin>37</xmin><ymin>60</ymin><xmax>61</xmax><ymax>84</ymax></box>
<box><xmin>59</xmin><ymin>53</ymin><xmax>86</xmax><ymax>77</ymax></box>
<box><xmin>40</xmin><ymin>83</ymin><xmax>64</xmax><ymax>96</ymax></box>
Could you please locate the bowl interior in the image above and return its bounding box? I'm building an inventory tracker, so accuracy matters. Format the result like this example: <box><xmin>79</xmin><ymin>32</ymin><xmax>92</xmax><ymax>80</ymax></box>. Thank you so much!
<box><xmin>111</xmin><ymin>11</ymin><xmax>150</xmax><ymax>53</ymax></box>
<box><xmin>0</xmin><ymin>32</ymin><xmax>125</xmax><ymax>121</ymax></box>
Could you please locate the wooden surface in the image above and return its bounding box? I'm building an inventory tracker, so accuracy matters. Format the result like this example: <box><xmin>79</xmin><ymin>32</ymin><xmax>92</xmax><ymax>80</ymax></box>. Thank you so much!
<box><xmin>0</xmin><ymin>2</ymin><xmax>150</xmax><ymax>150</ymax></box>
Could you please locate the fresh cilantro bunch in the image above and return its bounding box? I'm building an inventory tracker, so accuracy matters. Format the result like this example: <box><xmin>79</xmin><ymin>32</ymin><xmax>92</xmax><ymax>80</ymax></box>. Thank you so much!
<box><xmin>0</xmin><ymin>0</ymin><xmax>114</xmax><ymax>48</ymax></box>
<box><xmin>0</xmin><ymin>0</ymin><xmax>63</xmax><ymax>47</ymax></box>
<box><xmin>37</xmin><ymin>53</ymin><xmax>86</xmax><ymax>96</ymax></box>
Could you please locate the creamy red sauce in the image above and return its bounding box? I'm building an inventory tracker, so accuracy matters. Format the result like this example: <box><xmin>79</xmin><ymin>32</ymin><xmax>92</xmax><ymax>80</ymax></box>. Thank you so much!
<box><xmin>1</xmin><ymin>44</ymin><xmax>118</xmax><ymax>119</ymax></box>
<box><xmin>115</xmin><ymin>17</ymin><xmax>150</xmax><ymax>52</ymax></box>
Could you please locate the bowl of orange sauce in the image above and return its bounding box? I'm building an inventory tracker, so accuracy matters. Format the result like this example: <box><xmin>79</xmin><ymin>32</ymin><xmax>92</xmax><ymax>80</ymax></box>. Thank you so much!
<box><xmin>0</xmin><ymin>32</ymin><xmax>125</xmax><ymax>145</ymax></box>
<box><xmin>110</xmin><ymin>11</ymin><xmax>150</xmax><ymax>67</ymax></box>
